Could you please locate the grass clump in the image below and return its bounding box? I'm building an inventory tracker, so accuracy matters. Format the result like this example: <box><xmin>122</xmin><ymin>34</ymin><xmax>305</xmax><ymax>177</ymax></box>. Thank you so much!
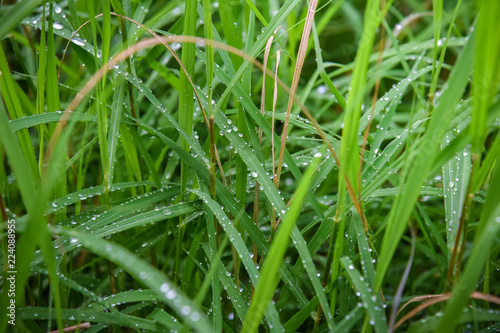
<box><xmin>1</xmin><ymin>0</ymin><xmax>500</xmax><ymax>332</ymax></box>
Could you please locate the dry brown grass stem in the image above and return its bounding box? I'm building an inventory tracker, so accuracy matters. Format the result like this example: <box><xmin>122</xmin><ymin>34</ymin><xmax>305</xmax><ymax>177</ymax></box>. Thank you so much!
<box><xmin>47</xmin><ymin>322</ymin><xmax>91</xmax><ymax>333</ymax></box>
<box><xmin>394</xmin><ymin>291</ymin><xmax>500</xmax><ymax>329</ymax></box>
<box><xmin>275</xmin><ymin>0</ymin><xmax>318</xmax><ymax>186</ymax></box>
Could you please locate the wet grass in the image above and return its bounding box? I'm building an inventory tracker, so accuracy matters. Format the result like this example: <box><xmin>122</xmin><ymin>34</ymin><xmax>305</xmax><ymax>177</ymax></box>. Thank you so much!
<box><xmin>1</xmin><ymin>0</ymin><xmax>500</xmax><ymax>332</ymax></box>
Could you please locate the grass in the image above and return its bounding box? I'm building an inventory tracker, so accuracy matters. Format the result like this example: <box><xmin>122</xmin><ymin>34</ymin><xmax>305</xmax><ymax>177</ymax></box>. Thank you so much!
<box><xmin>1</xmin><ymin>0</ymin><xmax>500</xmax><ymax>332</ymax></box>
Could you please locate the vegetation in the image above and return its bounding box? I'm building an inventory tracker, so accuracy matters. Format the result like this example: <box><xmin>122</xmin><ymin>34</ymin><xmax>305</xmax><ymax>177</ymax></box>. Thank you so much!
<box><xmin>1</xmin><ymin>0</ymin><xmax>499</xmax><ymax>332</ymax></box>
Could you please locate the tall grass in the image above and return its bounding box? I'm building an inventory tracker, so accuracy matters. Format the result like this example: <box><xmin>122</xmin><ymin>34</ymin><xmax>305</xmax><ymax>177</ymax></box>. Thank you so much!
<box><xmin>1</xmin><ymin>1</ymin><xmax>500</xmax><ymax>332</ymax></box>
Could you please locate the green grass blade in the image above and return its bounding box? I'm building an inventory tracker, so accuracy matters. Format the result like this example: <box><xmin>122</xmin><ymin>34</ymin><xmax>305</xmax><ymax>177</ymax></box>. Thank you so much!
<box><xmin>376</xmin><ymin>24</ymin><xmax>476</xmax><ymax>290</ymax></box>
<box><xmin>58</xmin><ymin>227</ymin><xmax>213</xmax><ymax>332</ymax></box>
<box><xmin>470</xmin><ymin>0</ymin><xmax>500</xmax><ymax>156</ymax></box>
<box><xmin>341</xmin><ymin>257</ymin><xmax>387</xmax><ymax>333</ymax></box>
<box><xmin>191</xmin><ymin>189</ymin><xmax>282</xmax><ymax>332</ymax></box>
<box><xmin>441</xmin><ymin>125</ymin><xmax>470</xmax><ymax>261</ymax></box>
<box><xmin>179</xmin><ymin>0</ymin><xmax>198</xmax><ymax>198</ymax></box>
<box><xmin>436</xmin><ymin>159</ymin><xmax>500</xmax><ymax>331</ymax></box>
<box><xmin>337</xmin><ymin>0</ymin><xmax>382</xmax><ymax>211</ymax></box>
<box><xmin>0</xmin><ymin>0</ymin><xmax>43</xmax><ymax>39</ymax></box>
<box><xmin>107</xmin><ymin>79</ymin><xmax>125</xmax><ymax>189</ymax></box>
<box><xmin>241</xmin><ymin>152</ymin><xmax>319</xmax><ymax>333</ymax></box>
<box><xmin>0</xmin><ymin>44</ymin><xmax>39</xmax><ymax>182</ymax></box>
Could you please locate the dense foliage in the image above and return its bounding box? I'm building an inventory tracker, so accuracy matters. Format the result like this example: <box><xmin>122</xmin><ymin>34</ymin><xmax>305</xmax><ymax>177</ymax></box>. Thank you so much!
<box><xmin>1</xmin><ymin>0</ymin><xmax>499</xmax><ymax>332</ymax></box>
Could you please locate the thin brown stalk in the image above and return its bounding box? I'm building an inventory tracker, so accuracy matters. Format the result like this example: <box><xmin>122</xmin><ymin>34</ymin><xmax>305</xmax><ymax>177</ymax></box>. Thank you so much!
<box><xmin>214</xmin><ymin>148</ymin><xmax>226</xmax><ymax>186</ymax></box>
<box><xmin>275</xmin><ymin>0</ymin><xmax>318</xmax><ymax>187</ymax></box>
<box><xmin>394</xmin><ymin>291</ymin><xmax>500</xmax><ymax>330</ymax></box>
<box><xmin>47</xmin><ymin>322</ymin><xmax>91</xmax><ymax>333</ymax></box>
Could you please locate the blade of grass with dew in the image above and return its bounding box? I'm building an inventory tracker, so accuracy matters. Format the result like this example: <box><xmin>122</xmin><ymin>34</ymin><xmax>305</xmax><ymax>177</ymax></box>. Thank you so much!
<box><xmin>334</xmin><ymin>306</ymin><xmax>365</xmax><ymax>333</ymax></box>
<box><xmin>200</xmin><ymin>183</ymin><xmax>223</xmax><ymax>332</ymax></box>
<box><xmin>129</xmin><ymin>117</ymin><xmax>269</xmax><ymax>251</ymax></box>
<box><xmin>91</xmin><ymin>202</ymin><xmax>198</xmax><ymax>239</ymax></box>
<box><xmin>441</xmin><ymin>124</ymin><xmax>470</xmax><ymax>263</ymax></box>
<box><xmin>18</xmin><ymin>307</ymin><xmax>163</xmax><ymax>331</ymax></box>
<box><xmin>215</xmin><ymin>261</ymin><xmax>248</xmax><ymax>323</ymax></box>
<box><xmin>30</xmin><ymin>187</ymin><xmax>182</xmax><ymax>268</ymax></box>
<box><xmin>47</xmin><ymin>181</ymin><xmax>152</xmax><ymax>214</ymax></box>
<box><xmin>337</xmin><ymin>0</ymin><xmax>396</xmax><ymax>224</ymax></box>
<box><xmin>241</xmin><ymin>152</ymin><xmax>320</xmax><ymax>333</ymax></box>
<box><xmin>46</xmin><ymin>3</ymin><xmax>61</xmax><ymax>117</ymax></box>
<box><xmin>436</xmin><ymin>131</ymin><xmax>500</xmax><ymax>330</ymax></box>
<box><xmin>107</xmin><ymin>79</ymin><xmax>125</xmax><ymax>189</ymax></box>
<box><xmin>290</xmin><ymin>224</ymin><xmax>336</xmax><ymax>329</ymax></box>
<box><xmin>375</xmin><ymin>24</ymin><xmax>476</xmax><ymax>290</ymax></box>
<box><xmin>431</xmin><ymin>102</ymin><xmax>500</xmax><ymax>174</ymax></box>
<box><xmin>208</xmin><ymin>53</ymin><xmax>327</xmax><ymax>218</ymax></box>
<box><xmin>341</xmin><ymin>256</ymin><xmax>387</xmax><ymax>333</ymax></box>
<box><xmin>9</xmin><ymin>112</ymin><xmax>96</xmax><ymax>132</ymax></box>
<box><xmin>202</xmin><ymin>247</ymin><xmax>249</xmax><ymax>321</ymax></box>
<box><xmin>190</xmin><ymin>189</ymin><xmax>282</xmax><ymax>332</ymax></box>
<box><xmin>35</xmin><ymin>267</ymin><xmax>116</xmax><ymax>310</ymax></box>
<box><xmin>323</xmin><ymin>36</ymin><xmax>466</xmax><ymax>83</ymax></box>
<box><xmin>57</xmin><ymin>227</ymin><xmax>213</xmax><ymax>332</ymax></box>
<box><xmin>353</xmin><ymin>212</ymin><xmax>376</xmax><ymax>290</ymax></box>
<box><xmin>149</xmin><ymin>308</ymin><xmax>183</xmax><ymax>331</ymax></box>
<box><xmin>179</xmin><ymin>0</ymin><xmax>197</xmax><ymax>199</ymax></box>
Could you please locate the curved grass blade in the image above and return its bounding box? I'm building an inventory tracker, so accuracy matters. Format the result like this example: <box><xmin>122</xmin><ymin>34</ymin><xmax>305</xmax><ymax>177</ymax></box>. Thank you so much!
<box><xmin>9</xmin><ymin>112</ymin><xmax>96</xmax><ymax>132</ymax></box>
<box><xmin>375</xmin><ymin>24</ymin><xmax>476</xmax><ymax>290</ymax></box>
<box><xmin>18</xmin><ymin>307</ymin><xmax>163</xmax><ymax>331</ymax></box>
<box><xmin>341</xmin><ymin>257</ymin><xmax>387</xmax><ymax>333</ymax></box>
<box><xmin>241</xmin><ymin>152</ymin><xmax>320</xmax><ymax>333</ymax></box>
<box><xmin>436</xmin><ymin>159</ymin><xmax>500</xmax><ymax>331</ymax></box>
<box><xmin>57</xmin><ymin>227</ymin><xmax>213</xmax><ymax>332</ymax></box>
